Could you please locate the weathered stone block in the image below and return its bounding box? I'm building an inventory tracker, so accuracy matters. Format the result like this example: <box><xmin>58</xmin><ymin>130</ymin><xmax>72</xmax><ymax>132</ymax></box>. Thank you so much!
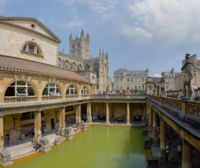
<box><xmin>0</xmin><ymin>150</ymin><xmax>13</xmax><ymax>166</ymax></box>
<box><xmin>54</xmin><ymin>137</ymin><xmax>62</xmax><ymax>146</ymax></box>
<box><xmin>64</xmin><ymin>127</ymin><xmax>74</xmax><ymax>140</ymax></box>
<box><xmin>40</xmin><ymin>138</ymin><xmax>50</xmax><ymax>152</ymax></box>
<box><xmin>80</xmin><ymin>121</ymin><xmax>87</xmax><ymax>131</ymax></box>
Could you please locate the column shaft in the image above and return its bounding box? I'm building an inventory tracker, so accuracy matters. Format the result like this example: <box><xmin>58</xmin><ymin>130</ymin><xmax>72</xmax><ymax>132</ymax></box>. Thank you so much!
<box><xmin>152</xmin><ymin>110</ymin><xmax>157</xmax><ymax>136</ymax></box>
<box><xmin>34</xmin><ymin>111</ymin><xmax>41</xmax><ymax>144</ymax></box>
<box><xmin>182</xmin><ymin>141</ymin><xmax>192</xmax><ymax>168</ymax></box>
<box><xmin>87</xmin><ymin>103</ymin><xmax>92</xmax><ymax>123</ymax></box>
<box><xmin>106</xmin><ymin>103</ymin><xmax>110</xmax><ymax>124</ymax></box>
<box><xmin>160</xmin><ymin>119</ymin><xmax>166</xmax><ymax>155</ymax></box>
<box><xmin>0</xmin><ymin>116</ymin><xmax>4</xmax><ymax>148</ymax></box>
<box><xmin>76</xmin><ymin>105</ymin><xmax>81</xmax><ymax>122</ymax></box>
<box><xmin>59</xmin><ymin>107</ymin><xmax>65</xmax><ymax>128</ymax></box>
<box><xmin>126</xmin><ymin>103</ymin><xmax>130</xmax><ymax>125</ymax></box>
<box><xmin>147</xmin><ymin>104</ymin><xmax>152</xmax><ymax>127</ymax></box>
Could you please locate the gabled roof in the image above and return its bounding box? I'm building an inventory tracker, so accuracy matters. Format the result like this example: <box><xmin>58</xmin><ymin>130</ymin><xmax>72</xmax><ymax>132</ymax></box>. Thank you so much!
<box><xmin>0</xmin><ymin>16</ymin><xmax>61</xmax><ymax>43</ymax></box>
<box><xmin>0</xmin><ymin>55</ymin><xmax>88</xmax><ymax>83</ymax></box>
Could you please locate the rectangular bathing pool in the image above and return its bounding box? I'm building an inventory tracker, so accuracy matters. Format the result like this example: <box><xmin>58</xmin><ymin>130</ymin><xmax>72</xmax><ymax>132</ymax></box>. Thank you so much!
<box><xmin>9</xmin><ymin>126</ymin><xmax>150</xmax><ymax>168</ymax></box>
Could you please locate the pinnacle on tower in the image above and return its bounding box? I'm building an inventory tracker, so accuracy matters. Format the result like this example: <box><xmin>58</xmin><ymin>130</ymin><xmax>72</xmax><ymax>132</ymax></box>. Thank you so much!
<box><xmin>99</xmin><ymin>49</ymin><xmax>102</xmax><ymax>57</ymax></box>
<box><xmin>81</xmin><ymin>29</ymin><xmax>84</xmax><ymax>39</ymax></box>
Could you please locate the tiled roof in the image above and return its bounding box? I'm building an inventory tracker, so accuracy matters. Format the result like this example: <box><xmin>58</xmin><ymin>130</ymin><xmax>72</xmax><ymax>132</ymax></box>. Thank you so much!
<box><xmin>0</xmin><ymin>55</ymin><xmax>88</xmax><ymax>83</ymax></box>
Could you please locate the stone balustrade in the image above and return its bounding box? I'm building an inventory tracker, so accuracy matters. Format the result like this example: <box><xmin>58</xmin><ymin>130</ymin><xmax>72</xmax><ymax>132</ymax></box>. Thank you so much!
<box><xmin>4</xmin><ymin>96</ymin><xmax>37</xmax><ymax>103</ymax></box>
<box><xmin>148</xmin><ymin>95</ymin><xmax>200</xmax><ymax>128</ymax></box>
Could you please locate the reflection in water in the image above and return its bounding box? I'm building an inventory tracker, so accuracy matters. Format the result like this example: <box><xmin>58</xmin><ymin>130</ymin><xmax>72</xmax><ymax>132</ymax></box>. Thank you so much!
<box><xmin>11</xmin><ymin>126</ymin><xmax>150</xmax><ymax>168</ymax></box>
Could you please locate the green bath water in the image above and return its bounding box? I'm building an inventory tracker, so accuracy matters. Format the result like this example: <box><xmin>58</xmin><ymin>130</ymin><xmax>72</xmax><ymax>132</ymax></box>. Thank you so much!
<box><xmin>10</xmin><ymin>126</ymin><xmax>150</xmax><ymax>168</ymax></box>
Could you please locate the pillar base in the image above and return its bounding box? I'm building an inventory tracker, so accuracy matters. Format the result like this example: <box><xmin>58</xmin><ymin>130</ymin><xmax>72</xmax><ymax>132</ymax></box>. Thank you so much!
<box><xmin>160</xmin><ymin>148</ymin><xmax>165</xmax><ymax>158</ymax></box>
<box><xmin>126</xmin><ymin>122</ymin><xmax>131</xmax><ymax>126</ymax></box>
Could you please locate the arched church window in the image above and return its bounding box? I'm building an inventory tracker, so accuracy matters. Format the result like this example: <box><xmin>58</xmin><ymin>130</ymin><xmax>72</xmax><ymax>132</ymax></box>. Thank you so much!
<box><xmin>5</xmin><ymin>81</ymin><xmax>35</xmax><ymax>97</ymax></box>
<box><xmin>65</xmin><ymin>60</ymin><xmax>70</xmax><ymax>69</ymax></box>
<box><xmin>42</xmin><ymin>83</ymin><xmax>61</xmax><ymax>96</ymax></box>
<box><xmin>81</xmin><ymin>86</ymin><xmax>88</xmax><ymax>95</ymax></box>
<box><xmin>85</xmin><ymin>64</ymin><xmax>90</xmax><ymax>71</ymax></box>
<box><xmin>66</xmin><ymin>85</ymin><xmax>77</xmax><ymax>95</ymax></box>
<box><xmin>93</xmin><ymin>63</ymin><xmax>99</xmax><ymax>78</ymax></box>
<box><xmin>22</xmin><ymin>42</ymin><xmax>42</xmax><ymax>56</ymax></box>
<box><xmin>77</xmin><ymin>64</ymin><xmax>83</xmax><ymax>71</ymax></box>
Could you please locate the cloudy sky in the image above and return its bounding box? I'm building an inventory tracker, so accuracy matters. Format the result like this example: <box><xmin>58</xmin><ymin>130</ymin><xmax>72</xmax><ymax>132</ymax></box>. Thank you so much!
<box><xmin>1</xmin><ymin>0</ymin><xmax>200</xmax><ymax>78</ymax></box>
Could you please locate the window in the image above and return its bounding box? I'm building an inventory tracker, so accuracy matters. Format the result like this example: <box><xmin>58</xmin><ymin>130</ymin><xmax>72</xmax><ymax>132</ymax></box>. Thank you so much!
<box><xmin>81</xmin><ymin>86</ymin><xmax>88</xmax><ymax>95</ymax></box>
<box><xmin>42</xmin><ymin>83</ymin><xmax>61</xmax><ymax>96</ymax></box>
<box><xmin>22</xmin><ymin>42</ymin><xmax>42</xmax><ymax>56</ymax></box>
<box><xmin>131</xmin><ymin>79</ymin><xmax>133</xmax><ymax>82</ymax></box>
<box><xmin>5</xmin><ymin>81</ymin><xmax>35</xmax><ymax>97</ymax></box>
<box><xmin>28</xmin><ymin>44</ymin><xmax>34</xmax><ymax>54</ymax></box>
<box><xmin>127</xmin><ymin>78</ymin><xmax>129</xmax><ymax>82</ymax></box>
<box><xmin>66</xmin><ymin>85</ymin><xmax>77</xmax><ymax>95</ymax></box>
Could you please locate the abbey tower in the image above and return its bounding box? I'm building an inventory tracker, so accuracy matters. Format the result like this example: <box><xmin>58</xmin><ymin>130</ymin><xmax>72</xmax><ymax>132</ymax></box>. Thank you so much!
<box><xmin>57</xmin><ymin>30</ymin><xmax>112</xmax><ymax>92</ymax></box>
<box><xmin>69</xmin><ymin>30</ymin><xmax>90</xmax><ymax>60</ymax></box>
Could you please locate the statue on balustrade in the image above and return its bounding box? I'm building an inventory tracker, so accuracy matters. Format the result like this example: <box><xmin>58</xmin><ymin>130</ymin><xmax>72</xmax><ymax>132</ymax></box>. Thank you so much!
<box><xmin>160</xmin><ymin>72</ymin><xmax>166</xmax><ymax>96</ymax></box>
<box><xmin>181</xmin><ymin>54</ymin><xmax>195</xmax><ymax>99</ymax></box>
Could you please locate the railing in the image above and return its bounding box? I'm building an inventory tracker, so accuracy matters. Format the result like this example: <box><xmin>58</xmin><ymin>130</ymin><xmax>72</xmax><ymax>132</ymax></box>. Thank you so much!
<box><xmin>148</xmin><ymin>95</ymin><xmax>200</xmax><ymax>128</ymax></box>
<box><xmin>4</xmin><ymin>96</ymin><xmax>38</xmax><ymax>103</ymax></box>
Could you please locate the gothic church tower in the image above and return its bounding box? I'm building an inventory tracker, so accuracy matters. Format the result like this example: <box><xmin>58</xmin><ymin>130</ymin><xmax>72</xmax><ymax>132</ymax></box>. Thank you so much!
<box><xmin>69</xmin><ymin>30</ymin><xmax>90</xmax><ymax>60</ymax></box>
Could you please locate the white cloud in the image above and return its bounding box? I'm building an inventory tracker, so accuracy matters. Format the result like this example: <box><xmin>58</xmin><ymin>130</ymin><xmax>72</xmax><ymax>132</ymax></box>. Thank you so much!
<box><xmin>65</xmin><ymin>20</ymin><xmax>83</xmax><ymax>28</ymax></box>
<box><xmin>60</xmin><ymin>0</ymin><xmax>118</xmax><ymax>19</ymax></box>
<box><xmin>121</xmin><ymin>25</ymin><xmax>152</xmax><ymax>39</ymax></box>
<box><xmin>153</xmin><ymin>73</ymin><xmax>161</xmax><ymax>77</ymax></box>
<box><xmin>123</xmin><ymin>0</ymin><xmax>200</xmax><ymax>45</ymax></box>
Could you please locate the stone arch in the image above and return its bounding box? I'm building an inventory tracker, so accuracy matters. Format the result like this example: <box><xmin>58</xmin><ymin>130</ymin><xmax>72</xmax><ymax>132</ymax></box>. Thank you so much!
<box><xmin>42</xmin><ymin>82</ymin><xmax>62</xmax><ymax>96</ymax></box>
<box><xmin>66</xmin><ymin>84</ymin><xmax>78</xmax><ymax>95</ymax></box>
<box><xmin>4</xmin><ymin>80</ymin><xmax>37</xmax><ymax>97</ymax></box>
<box><xmin>71</xmin><ymin>62</ymin><xmax>77</xmax><ymax>71</ymax></box>
<box><xmin>77</xmin><ymin>64</ymin><xmax>83</xmax><ymax>71</ymax></box>
<box><xmin>58</xmin><ymin>57</ymin><xmax>62</xmax><ymax>67</ymax></box>
<box><xmin>22</xmin><ymin>40</ymin><xmax>43</xmax><ymax>55</ymax></box>
<box><xmin>85</xmin><ymin>64</ymin><xmax>90</xmax><ymax>71</ymax></box>
<box><xmin>93</xmin><ymin>63</ymin><xmax>99</xmax><ymax>78</ymax></box>
<box><xmin>64</xmin><ymin>60</ymin><xmax>70</xmax><ymax>69</ymax></box>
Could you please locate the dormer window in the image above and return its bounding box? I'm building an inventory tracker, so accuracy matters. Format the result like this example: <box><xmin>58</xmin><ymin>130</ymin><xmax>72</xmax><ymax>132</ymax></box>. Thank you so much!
<box><xmin>22</xmin><ymin>42</ymin><xmax>43</xmax><ymax>57</ymax></box>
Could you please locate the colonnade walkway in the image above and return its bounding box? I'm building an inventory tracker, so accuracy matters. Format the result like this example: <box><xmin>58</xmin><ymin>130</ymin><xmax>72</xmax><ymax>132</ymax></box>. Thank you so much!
<box><xmin>146</xmin><ymin>95</ymin><xmax>200</xmax><ymax>168</ymax></box>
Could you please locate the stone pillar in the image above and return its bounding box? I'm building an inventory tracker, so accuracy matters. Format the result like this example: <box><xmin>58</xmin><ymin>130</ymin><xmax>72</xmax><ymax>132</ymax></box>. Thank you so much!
<box><xmin>147</xmin><ymin>104</ymin><xmax>152</xmax><ymax>127</ymax></box>
<box><xmin>59</xmin><ymin>107</ymin><xmax>65</xmax><ymax>128</ymax></box>
<box><xmin>152</xmin><ymin>110</ymin><xmax>157</xmax><ymax>136</ymax></box>
<box><xmin>34</xmin><ymin>111</ymin><xmax>41</xmax><ymax>144</ymax></box>
<box><xmin>126</xmin><ymin>103</ymin><xmax>130</xmax><ymax>125</ymax></box>
<box><xmin>106</xmin><ymin>103</ymin><xmax>110</xmax><ymax>124</ymax></box>
<box><xmin>0</xmin><ymin>116</ymin><xmax>4</xmax><ymax>148</ymax></box>
<box><xmin>182</xmin><ymin>141</ymin><xmax>192</xmax><ymax>168</ymax></box>
<box><xmin>87</xmin><ymin>103</ymin><xmax>92</xmax><ymax>123</ymax></box>
<box><xmin>76</xmin><ymin>105</ymin><xmax>81</xmax><ymax>122</ymax></box>
<box><xmin>160</xmin><ymin>119</ymin><xmax>166</xmax><ymax>156</ymax></box>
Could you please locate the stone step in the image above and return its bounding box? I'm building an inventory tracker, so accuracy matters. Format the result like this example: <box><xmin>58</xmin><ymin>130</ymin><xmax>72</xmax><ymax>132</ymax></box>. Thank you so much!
<box><xmin>11</xmin><ymin>150</ymin><xmax>36</xmax><ymax>160</ymax></box>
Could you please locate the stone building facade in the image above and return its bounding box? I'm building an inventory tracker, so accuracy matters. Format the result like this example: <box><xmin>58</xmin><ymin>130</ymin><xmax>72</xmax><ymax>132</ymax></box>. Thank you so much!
<box><xmin>113</xmin><ymin>69</ymin><xmax>149</xmax><ymax>93</ymax></box>
<box><xmin>57</xmin><ymin>31</ymin><xmax>112</xmax><ymax>92</ymax></box>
